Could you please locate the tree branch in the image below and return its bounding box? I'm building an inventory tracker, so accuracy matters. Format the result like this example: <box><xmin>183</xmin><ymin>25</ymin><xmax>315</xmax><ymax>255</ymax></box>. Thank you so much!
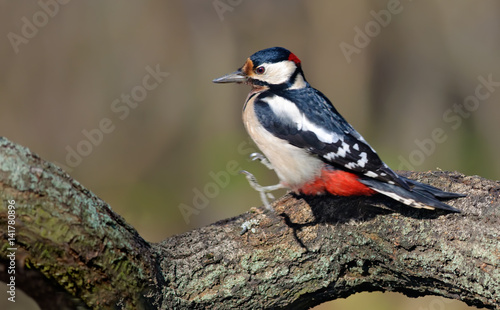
<box><xmin>0</xmin><ymin>137</ymin><xmax>499</xmax><ymax>309</ymax></box>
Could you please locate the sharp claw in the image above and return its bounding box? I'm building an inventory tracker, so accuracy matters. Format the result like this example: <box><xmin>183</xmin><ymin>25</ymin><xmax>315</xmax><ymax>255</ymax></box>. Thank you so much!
<box><xmin>249</xmin><ymin>152</ymin><xmax>274</xmax><ymax>170</ymax></box>
<box><xmin>250</xmin><ymin>152</ymin><xmax>261</xmax><ymax>161</ymax></box>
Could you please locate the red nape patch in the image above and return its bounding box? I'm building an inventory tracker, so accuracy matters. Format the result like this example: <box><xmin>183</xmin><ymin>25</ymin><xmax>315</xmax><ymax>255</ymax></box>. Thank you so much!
<box><xmin>299</xmin><ymin>169</ymin><xmax>375</xmax><ymax>196</ymax></box>
<box><xmin>288</xmin><ymin>53</ymin><xmax>301</xmax><ymax>65</ymax></box>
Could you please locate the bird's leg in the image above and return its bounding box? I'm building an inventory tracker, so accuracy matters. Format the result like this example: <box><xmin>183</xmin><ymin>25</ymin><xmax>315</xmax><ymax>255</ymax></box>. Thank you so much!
<box><xmin>250</xmin><ymin>152</ymin><xmax>274</xmax><ymax>170</ymax></box>
<box><xmin>240</xmin><ymin>170</ymin><xmax>284</xmax><ymax>211</ymax></box>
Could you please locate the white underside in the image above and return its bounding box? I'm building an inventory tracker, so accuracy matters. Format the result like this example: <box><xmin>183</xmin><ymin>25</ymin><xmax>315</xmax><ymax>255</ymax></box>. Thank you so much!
<box><xmin>243</xmin><ymin>97</ymin><xmax>323</xmax><ymax>188</ymax></box>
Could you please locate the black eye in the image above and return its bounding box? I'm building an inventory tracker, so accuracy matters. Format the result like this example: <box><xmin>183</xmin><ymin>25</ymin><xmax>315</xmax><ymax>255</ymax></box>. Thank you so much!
<box><xmin>255</xmin><ymin>66</ymin><xmax>265</xmax><ymax>74</ymax></box>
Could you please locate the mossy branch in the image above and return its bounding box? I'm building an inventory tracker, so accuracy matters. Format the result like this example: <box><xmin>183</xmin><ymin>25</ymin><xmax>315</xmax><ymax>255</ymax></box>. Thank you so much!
<box><xmin>0</xmin><ymin>137</ymin><xmax>499</xmax><ymax>309</ymax></box>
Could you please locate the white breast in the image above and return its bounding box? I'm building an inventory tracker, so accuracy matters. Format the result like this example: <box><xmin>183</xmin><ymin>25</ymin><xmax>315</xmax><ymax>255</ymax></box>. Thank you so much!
<box><xmin>242</xmin><ymin>95</ymin><xmax>324</xmax><ymax>189</ymax></box>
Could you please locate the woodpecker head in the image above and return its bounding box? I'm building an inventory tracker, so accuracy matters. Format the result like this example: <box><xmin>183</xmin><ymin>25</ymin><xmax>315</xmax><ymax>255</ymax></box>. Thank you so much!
<box><xmin>213</xmin><ymin>47</ymin><xmax>307</xmax><ymax>90</ymax></box>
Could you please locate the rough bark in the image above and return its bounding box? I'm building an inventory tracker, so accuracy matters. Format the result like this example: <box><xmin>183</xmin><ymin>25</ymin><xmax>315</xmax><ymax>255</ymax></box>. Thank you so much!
<box><xmin>0</xmin><ymin>137</ymin><xmax>499</xmax><ymax>310</ymax></box>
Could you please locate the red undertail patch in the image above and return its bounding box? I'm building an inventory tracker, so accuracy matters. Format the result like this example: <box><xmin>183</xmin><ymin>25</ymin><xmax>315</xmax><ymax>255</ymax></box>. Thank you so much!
<box><xmin>299</xmin><ymin>169</ymin><xmax>375</xmax><ymax>196</ymax></box>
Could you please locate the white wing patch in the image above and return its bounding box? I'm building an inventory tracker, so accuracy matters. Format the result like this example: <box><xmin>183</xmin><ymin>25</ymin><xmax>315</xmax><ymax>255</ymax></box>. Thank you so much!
<box><xmin>262</xmin><ymin>95</ymin><xmax>341</xmax><ymax>144</ymax></box>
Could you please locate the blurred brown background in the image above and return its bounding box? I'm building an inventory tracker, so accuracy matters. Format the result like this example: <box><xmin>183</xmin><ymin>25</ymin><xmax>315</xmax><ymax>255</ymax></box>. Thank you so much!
<box><xmin>1</xmin><ymin>1</ymin><xmax>498</xmax><ymax>309</ymax></box>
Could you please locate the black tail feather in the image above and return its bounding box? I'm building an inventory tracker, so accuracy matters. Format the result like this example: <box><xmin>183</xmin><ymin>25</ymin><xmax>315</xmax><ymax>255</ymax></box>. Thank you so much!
<box><xmin>400</xmin><ymin>176</ymin><xmax>466</xmax><ymax>200</ymax></box>
<box><xmin>360</xmin><ymin>177</ymin><xmax>463</xmax><ymax>213</ymax></box>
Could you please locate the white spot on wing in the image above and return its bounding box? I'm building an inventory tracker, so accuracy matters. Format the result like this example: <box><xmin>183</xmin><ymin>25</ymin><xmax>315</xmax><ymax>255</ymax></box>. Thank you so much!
<box><xmin>336</xmin><ymin>142</ymin><xmax>350</xmax><ymax>157</ymax></box>
<box><xmin>324</xmin><ymin>142</ymin><xmax>350</xmax><ymax>161</ymax></box>
<box><xmin>357</xmin><ymin>152</ymin><xmax>368</xmax><ymax>167</ymax></box>
<box><xmin>324</xmin><ymin>152</ymin><xmax>336</xmax><ymax>161</ymax></box>
<box><xmin>340</xmin><ymin>151</ymin><xmax>368</xmax><ymax>170</ymax></box>
<box><xmin>353</xmin><ymin>143</ymin><xmax>359</xmax><ymax>151</ymax></box>
<box><xmin>344</xmin><ymin>162</ymin><xmax>357</xmax><ymax>169</ymax></box>
<box><xmin>364</xmin><ymin>171</ymin><xmax>378</xmax><ymax>178</ymax></box>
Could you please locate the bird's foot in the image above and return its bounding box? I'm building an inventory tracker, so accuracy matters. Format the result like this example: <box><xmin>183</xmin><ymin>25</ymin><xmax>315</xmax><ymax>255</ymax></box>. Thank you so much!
<box><xmin>240</xmin><ymin>170</ymin><xmax>283</xmax><ymax>211</ymax></box>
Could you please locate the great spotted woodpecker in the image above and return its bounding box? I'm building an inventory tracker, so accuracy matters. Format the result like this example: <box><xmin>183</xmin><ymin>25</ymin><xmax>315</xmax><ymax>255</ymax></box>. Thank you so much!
<box><xmin>213</xmin><ymin>47</ymin><xmax>463</xmax><ymax>212</ymax></box>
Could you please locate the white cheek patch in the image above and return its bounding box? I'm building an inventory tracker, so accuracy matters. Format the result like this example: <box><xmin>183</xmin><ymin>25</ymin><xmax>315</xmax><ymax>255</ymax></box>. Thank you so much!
<box><xmin>258</xmin><ymin>61</ymin><xmax>297</xmax><ymax>85</ymax></box>
<box><xmin>262</xmin><ymin>95</ymin><xmax>341</xmax><ymax>144</ymax></box>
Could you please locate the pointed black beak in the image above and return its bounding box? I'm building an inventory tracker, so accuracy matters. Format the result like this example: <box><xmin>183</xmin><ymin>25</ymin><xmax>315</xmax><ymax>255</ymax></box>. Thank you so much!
<box><xmin>212</xmin><ymin>69</ymin><xmax>247</xmax><ymax>84</ymax></box>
